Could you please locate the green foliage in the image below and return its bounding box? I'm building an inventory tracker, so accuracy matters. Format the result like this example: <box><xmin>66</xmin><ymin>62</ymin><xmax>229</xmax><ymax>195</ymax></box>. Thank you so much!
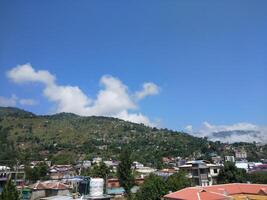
<box><xmin>166</xmin><ymin>171</ymin><xmax>191</xmax><ymax>192</ymax></box>
<box><xmin>25</xmin><ymin>162</ymin><xmax>49</xmax><ymax>182</ymax></box>
<box><xmin>51</xmin><ymin>152</ymin><xmax>76</xmax><ymax>165</ymax></box>
<box><xmin>117</xmin><ymin>148</ymin><xmax>134</xmax><ymax>197</ymax></box>
<box><xmin>82</xmin><ymin>162</ymin><xmax>110</xmax><ymax>178</ymax></box>
<box><xmin>135</xmin><ymin>174</ymin><xmax>168</xmax><ymax>200</ymax></box>
<box><xmin>0</xmin><ymin>107</ymin><xmax>213</xmax><ymax>167</ymax></box>
<box><xmin>0</xmin><ymin>179</ymin><xmax>19</xmax><ymax>200</ymax></box>
<box><xmin>0</xmin><ymin>126</ymin><xmax>18</xmax><ymax>167</ymax></box>
<box><xmin>217</xmin><ymin>162</ymin><xmax>247</xmax><ymax>184</ymax></box>
<box><xmin>248</xmin><ymin>172</ymin><xmax>267</xmax><ymax>184</ymax></box>
<box><xmin>2</xmin><ymin>107</ymin><xmax>267</xmax><ymax>168</ymax></box>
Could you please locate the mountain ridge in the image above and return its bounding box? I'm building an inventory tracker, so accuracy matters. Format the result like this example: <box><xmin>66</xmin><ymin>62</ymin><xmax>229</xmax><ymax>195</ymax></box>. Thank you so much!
<box><xmin>1</xmin><ymin>107</ymin><xmax>266</xmax><ymax>166</ymax></box>
<box><xmin>0</xmin><ymin>106</ymin><xmax>210</xmax><ymax>166</ymax></box>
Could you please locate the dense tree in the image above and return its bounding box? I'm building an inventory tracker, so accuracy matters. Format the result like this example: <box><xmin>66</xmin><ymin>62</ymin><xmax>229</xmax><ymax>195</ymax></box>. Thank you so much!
<box><xmin>166</xmin><ymin>171</ymin><xmax>191</xmax><ymax>192</ymax></box>
<box><xmin>0</xmin><ymin>126</ymin><xmax>18</xmax><ymax>167</ymax></box>
<box><xmin>0</xmin><ymin>107</ymin><xmax>214</xmax><ymax>168</ymax></box>
<box><xmin>25</xmin><ymin>162</ymin><xmax>49</xmax><ymax>183</ymax></box>
<box><xmin>117</xmin><ymin>148</ymin><xmax>134</xmax><ymax>198</ymax></box>
<box><xmin>0</xmin><ymin>179</ymin><xmax>19</xmax><ymax>200</ymax></box>
<box><xmin>217</xmin><ymin>162</ymin><xmax>247</xmax><ymax>184</ymax></box>
<box><xmin>135</xmin><ymin>174</ymin><xmax>168</xmax><ymax>200</ymax></box>
<box><xmin>82</xmin><ymin>162</ymin><xmax>110</xmax><ymax>178</ymax></box>
<box><xmin>248</xmin><ymin>172</ymin><xmax>267</xmax><ymax>184</ymax></box>
<box><xmin>51</xmin><ymin>152</ymin><xmax>76</xmax><ymax>165</ymax></box>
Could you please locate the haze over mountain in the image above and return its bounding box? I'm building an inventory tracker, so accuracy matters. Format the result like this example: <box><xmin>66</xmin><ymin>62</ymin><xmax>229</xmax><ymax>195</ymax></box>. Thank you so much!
<box><xmin>186</xmin><ymin>122</ymin><xmax>267</xmax><ymax>144</ymax></box>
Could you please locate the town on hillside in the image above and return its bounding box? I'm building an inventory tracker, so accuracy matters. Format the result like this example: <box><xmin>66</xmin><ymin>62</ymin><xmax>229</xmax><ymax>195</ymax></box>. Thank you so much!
<box><xmin>1</xmin><ymin>146</ymin><xmax>267</xmax><ymax>200</ymax></box>
<box><xmin>1</xmin><ymin>0</ymin><xmax>267</xmax><ymax>200</ymax></box>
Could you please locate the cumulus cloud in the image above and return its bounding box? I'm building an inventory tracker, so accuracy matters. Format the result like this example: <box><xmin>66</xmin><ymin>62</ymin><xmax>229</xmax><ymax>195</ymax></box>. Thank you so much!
<box><xmin>0</xmin><ymin>95</ymin><xmax>17</xmax><ymax>107</ymax></box>
<box><xmin>7</xmin><ymin>64</ymin><xmax>160</xmax><ymax>126</ymax></box>
<box><xmin>0</xmin><ymin>94</ymin><xmax>37</xmax><ymax>107</ymax></box>
<box><xmin>7</xmin><ymin>63</ymin><xmax>55</xmax><ymax>85</ymax></box>
<box><xmin>185</xmin><ymin>122</ymin><xmax>267</xmax><ymax>143</ymax></box>
<box><xmin>134</xmin><ymin>82</ymin><xmax>160</xmax><ymax>100</ymax></box>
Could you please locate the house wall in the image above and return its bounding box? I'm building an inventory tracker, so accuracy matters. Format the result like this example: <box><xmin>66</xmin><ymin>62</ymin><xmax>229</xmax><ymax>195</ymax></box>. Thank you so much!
<box><xmin>30</xmin><ymin>190</ymin><xmax>46</xmax><ymax>200</ymax></box>
<box><xmin>30</xmin><ymin>190</ymin><xmax>70</xmax><ymax>200</ymax></box>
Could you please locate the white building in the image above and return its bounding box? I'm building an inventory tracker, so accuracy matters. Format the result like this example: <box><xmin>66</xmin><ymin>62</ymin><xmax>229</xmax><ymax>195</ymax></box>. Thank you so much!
<box><xmin>132</xmin><ymin>161</ymin><xmax>144</xmax><ymax>169</ymax></box>
<box><xmin>225</xmin><ymin>156</ymin><xmax>235</xmax><ymax>163</ymax></box>
<box><xmin>235</xmin><ymin>161</ymin><xmax>249</xmax><ymax>172</ymax></box>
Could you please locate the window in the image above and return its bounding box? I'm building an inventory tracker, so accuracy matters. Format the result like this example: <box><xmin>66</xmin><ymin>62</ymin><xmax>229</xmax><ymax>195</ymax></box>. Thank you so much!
<box><xmin>213</xmin><ymin>169</ymin><xmax>218</xmax><ymax>174</ymax></box>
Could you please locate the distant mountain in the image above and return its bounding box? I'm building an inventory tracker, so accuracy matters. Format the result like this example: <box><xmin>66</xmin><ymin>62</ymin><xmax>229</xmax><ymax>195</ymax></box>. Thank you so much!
<box><xmin>210</xmin><ymin>130</ymin><xmax>263</xmax><ymax>144</ymax></box>
<box><xmin>212</xmin><ymin>130</ymin><xmax>261</xmax><ymax>138</ymax></box>
<box><xmin>0</xmin><ymin>107</ymin><xmax>210</xmax><ymax>166</ymax></box>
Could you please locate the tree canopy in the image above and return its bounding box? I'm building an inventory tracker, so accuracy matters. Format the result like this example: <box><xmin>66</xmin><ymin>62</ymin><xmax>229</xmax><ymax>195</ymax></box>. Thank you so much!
<box><xmin>217</xmin><ymin>162</ymin><xmax>247</xmax><ymax>184</ymax></box>
<box><xmin>248</xmin><ymin>172</ymin><xmax>267</xmax><ymax>184</ymax></box>
<box><xmin>82</xmin><ymin>162</ymin><xmax>110</xmax><ymax>178</ymax></box>
<box><xmin>166</xmin><ymin>171</ymin><xmax>191</xmax><ymax>192</ymax></box>
<box><xmin>117</xmin><ymin>148</ymin><xmax>134</xmax><ymax>197</ymax></box>
<box><xmin>0</xmin><ymin>179</ymin><xmax>20</xmax><ymax>200</ymax></box>
<box><xmin>25</xmin><ymin>162</ymin><xmax>49</xmax><ymax>183</ymax></box>
<box><xmin>135</xmin><ymin>174</ymin><xmax>168</xmax><ymax>200</ymax></box>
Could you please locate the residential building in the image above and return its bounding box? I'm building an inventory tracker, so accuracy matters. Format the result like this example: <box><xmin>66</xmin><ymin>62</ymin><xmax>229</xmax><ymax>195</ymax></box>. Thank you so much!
<box><xmin>224</xmin><ymin>156</ymin><xmax>235</xmax><ymax>163</ymax></box>
<box><xmin>49</xmin><ymin>165</ymin><xmax>76</xmax><ymax>180</ymax></box>
<box><xmin>29</xmin><ymin>181</ymin><xmax>70</xmax><ymax>200</ymax></box>
<box><xmin>92</xmin><ymin>157</ymin><xmax>102</xmax><ymax>164</ymax></box>
<box><xmin>235</xmin><ymin>160</ymin><xmax>249</xmax><ymax>172</ymax></box>
<box><xmin>164</xmin><ymin>183</ymin><xmax>267</xmax><ymax>200</ymax></box>
<box><xmin>211</xmin><ymin>156</ymin><xmax>222</xmax><ymax>164</ymax></box>
<box><xmin>0</xmin><ymin>165</ymin><xmax>25</xmax><ymax>188</ymax></box>
<box><xmin>179</xmin><ymin>160</ymin><xmax>221</xmax><ymax>186</ymax></box>
<box><xmin>132</xmin><ymin>161</ymin><xmax>144</xmax><ymax>169</ymax></box>
<box><xmin>249</xmin><ymin>164</ymin><xmax>267</xmax><ymax>173</ymax></box>
<box><xmin>135</xmin><ymin>167</ymin><xmax>156</xmax><ymax>175</ymax></box>
<box><xmin>154</xmin><ymin>168</ymin><xmax>177</xmax><ymax>180</ymax></box>
<box><xmin>235</xmin><ymin>149</ymin><xmax>247</xmax><ymax>160</ymax></box>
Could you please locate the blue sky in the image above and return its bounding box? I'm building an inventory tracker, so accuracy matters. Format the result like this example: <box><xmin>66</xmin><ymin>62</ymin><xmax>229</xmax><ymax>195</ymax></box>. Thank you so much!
<box><xmin>0</xmin><ymin>1</ymin><xmax>267</xmax><ymax>137</ymax></box>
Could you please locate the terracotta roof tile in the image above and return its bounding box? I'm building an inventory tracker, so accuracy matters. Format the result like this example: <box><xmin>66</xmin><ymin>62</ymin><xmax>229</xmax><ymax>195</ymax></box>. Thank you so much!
<box><xmin>29</xmin><ymin>181</ymin><xmax>69</xmax><ymax>190</ymax></box>
<box><xmin>164</xmin><ymin>183</ymin><xmax>267</xmax><ymax>200</ymax></box>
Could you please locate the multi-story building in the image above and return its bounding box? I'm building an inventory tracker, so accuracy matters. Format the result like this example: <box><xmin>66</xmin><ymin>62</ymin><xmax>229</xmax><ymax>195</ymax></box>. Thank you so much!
<box><xmin>0</xmin><ymin>165</ymin><xmax>25</xmax><ymax>188</ymax></box>
<box><xmin>235</xmin><ymin>149</ymin><xmax>247</xmax><ymax>160</ymax></box>
<box><xmin>225</xmin><ymin>155</ymin><xmax>235</xmax><ymax>162</ymax></box>
<box><xmin>179</xmin><ymin>160</ymin><xmax>221</xmax><ymax>186</ymax></box>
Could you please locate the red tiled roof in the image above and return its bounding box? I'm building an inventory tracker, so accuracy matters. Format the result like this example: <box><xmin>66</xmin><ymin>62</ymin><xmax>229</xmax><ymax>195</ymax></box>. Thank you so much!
<box><xmin>164</xmin><ymin>183</ymin><xmax>267</xmax><ymax>200</ymax></box>
<box><xmin>29</xmin><ymin>181</ymin><xmax>69</xmax><ymax>190</ymax></box>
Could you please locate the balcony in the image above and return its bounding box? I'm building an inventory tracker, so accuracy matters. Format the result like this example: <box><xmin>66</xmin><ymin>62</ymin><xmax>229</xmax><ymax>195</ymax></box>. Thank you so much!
<box><xmin>200</xmin><ymin>174</ymin><xmax>208</xmax><ymax>180</ymax></box>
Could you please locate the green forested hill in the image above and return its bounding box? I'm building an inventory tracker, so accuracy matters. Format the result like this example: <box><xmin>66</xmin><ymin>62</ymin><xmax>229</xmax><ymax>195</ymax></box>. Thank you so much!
<box><xmin>0</xmin><ymin>107</ymin><xmax>217</xmax><ymax>166</ymax></box>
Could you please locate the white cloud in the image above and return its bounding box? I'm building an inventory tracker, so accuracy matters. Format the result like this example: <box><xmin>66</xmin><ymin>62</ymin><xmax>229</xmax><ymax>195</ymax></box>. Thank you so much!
<box><xmin>7</xmin><ymin>63</ymin><xmax>160</xmax><ymax>126</ymax></box>
<box><xmin>87</xmin><ymin>75</ymin><xmax>136</xmax><ymax>116</ymax></box>
<box><xmin>19</xmin><ymin>98</ymin><xmax>38</xmax><ymax>106</ymax></box>
<box><xmin>7</xmin><ymin>63</ymin><xmax>55</xmax><ymax>85</ymax></box>
<box><xmin>184</xmin><ymin>125</ymin><xmax>193</xmax><ymax>133</ymax></box>
<box><xmin>134</xmin><ymin>82</ymin><xmax>160</xmax><ymax>100</ymax></box>
<box><xmin>116</xmin><ymin>110</ymin><xmax>154</xmax><ymax>126</ymax></box>
<box><xmin>185</xmin><ymin>122</ymin><xmax>267</xmax><ymax>143</ymax></box>
<box><xmin>0</xmin><ymin>94</ymin><xmax>37</xmax><ymax>107</ymax></box>
<box><xmin>0</xmin><ymin>95</ymin><xmax>17</xmax><ymax>107</ymax></box>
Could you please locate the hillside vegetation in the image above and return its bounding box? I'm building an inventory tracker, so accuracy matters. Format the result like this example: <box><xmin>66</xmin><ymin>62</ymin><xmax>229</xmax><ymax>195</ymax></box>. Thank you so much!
<box><xmin>0</xmin><ymin>107</ymin><xmax>266</xmax><ymax>167</ymax></box>
<box><xmin>0</xmin><ymin>107</ymin><xmax>211</xmax><ymax>166</ymax></box>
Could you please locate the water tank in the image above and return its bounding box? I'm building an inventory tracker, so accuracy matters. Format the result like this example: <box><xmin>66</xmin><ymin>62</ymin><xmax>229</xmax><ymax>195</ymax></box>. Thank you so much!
<box><xmin>90</xmin><ymin>178</ymin><xmax>104</xmax><ymax>196</ymax></box>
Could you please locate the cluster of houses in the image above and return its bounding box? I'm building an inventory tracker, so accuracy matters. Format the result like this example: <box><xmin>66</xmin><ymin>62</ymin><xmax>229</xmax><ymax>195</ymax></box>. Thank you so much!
<box><xmin>1</xmin><ymin>148</ymin><xmax>267</xmax><ymax>199</ymax></box>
